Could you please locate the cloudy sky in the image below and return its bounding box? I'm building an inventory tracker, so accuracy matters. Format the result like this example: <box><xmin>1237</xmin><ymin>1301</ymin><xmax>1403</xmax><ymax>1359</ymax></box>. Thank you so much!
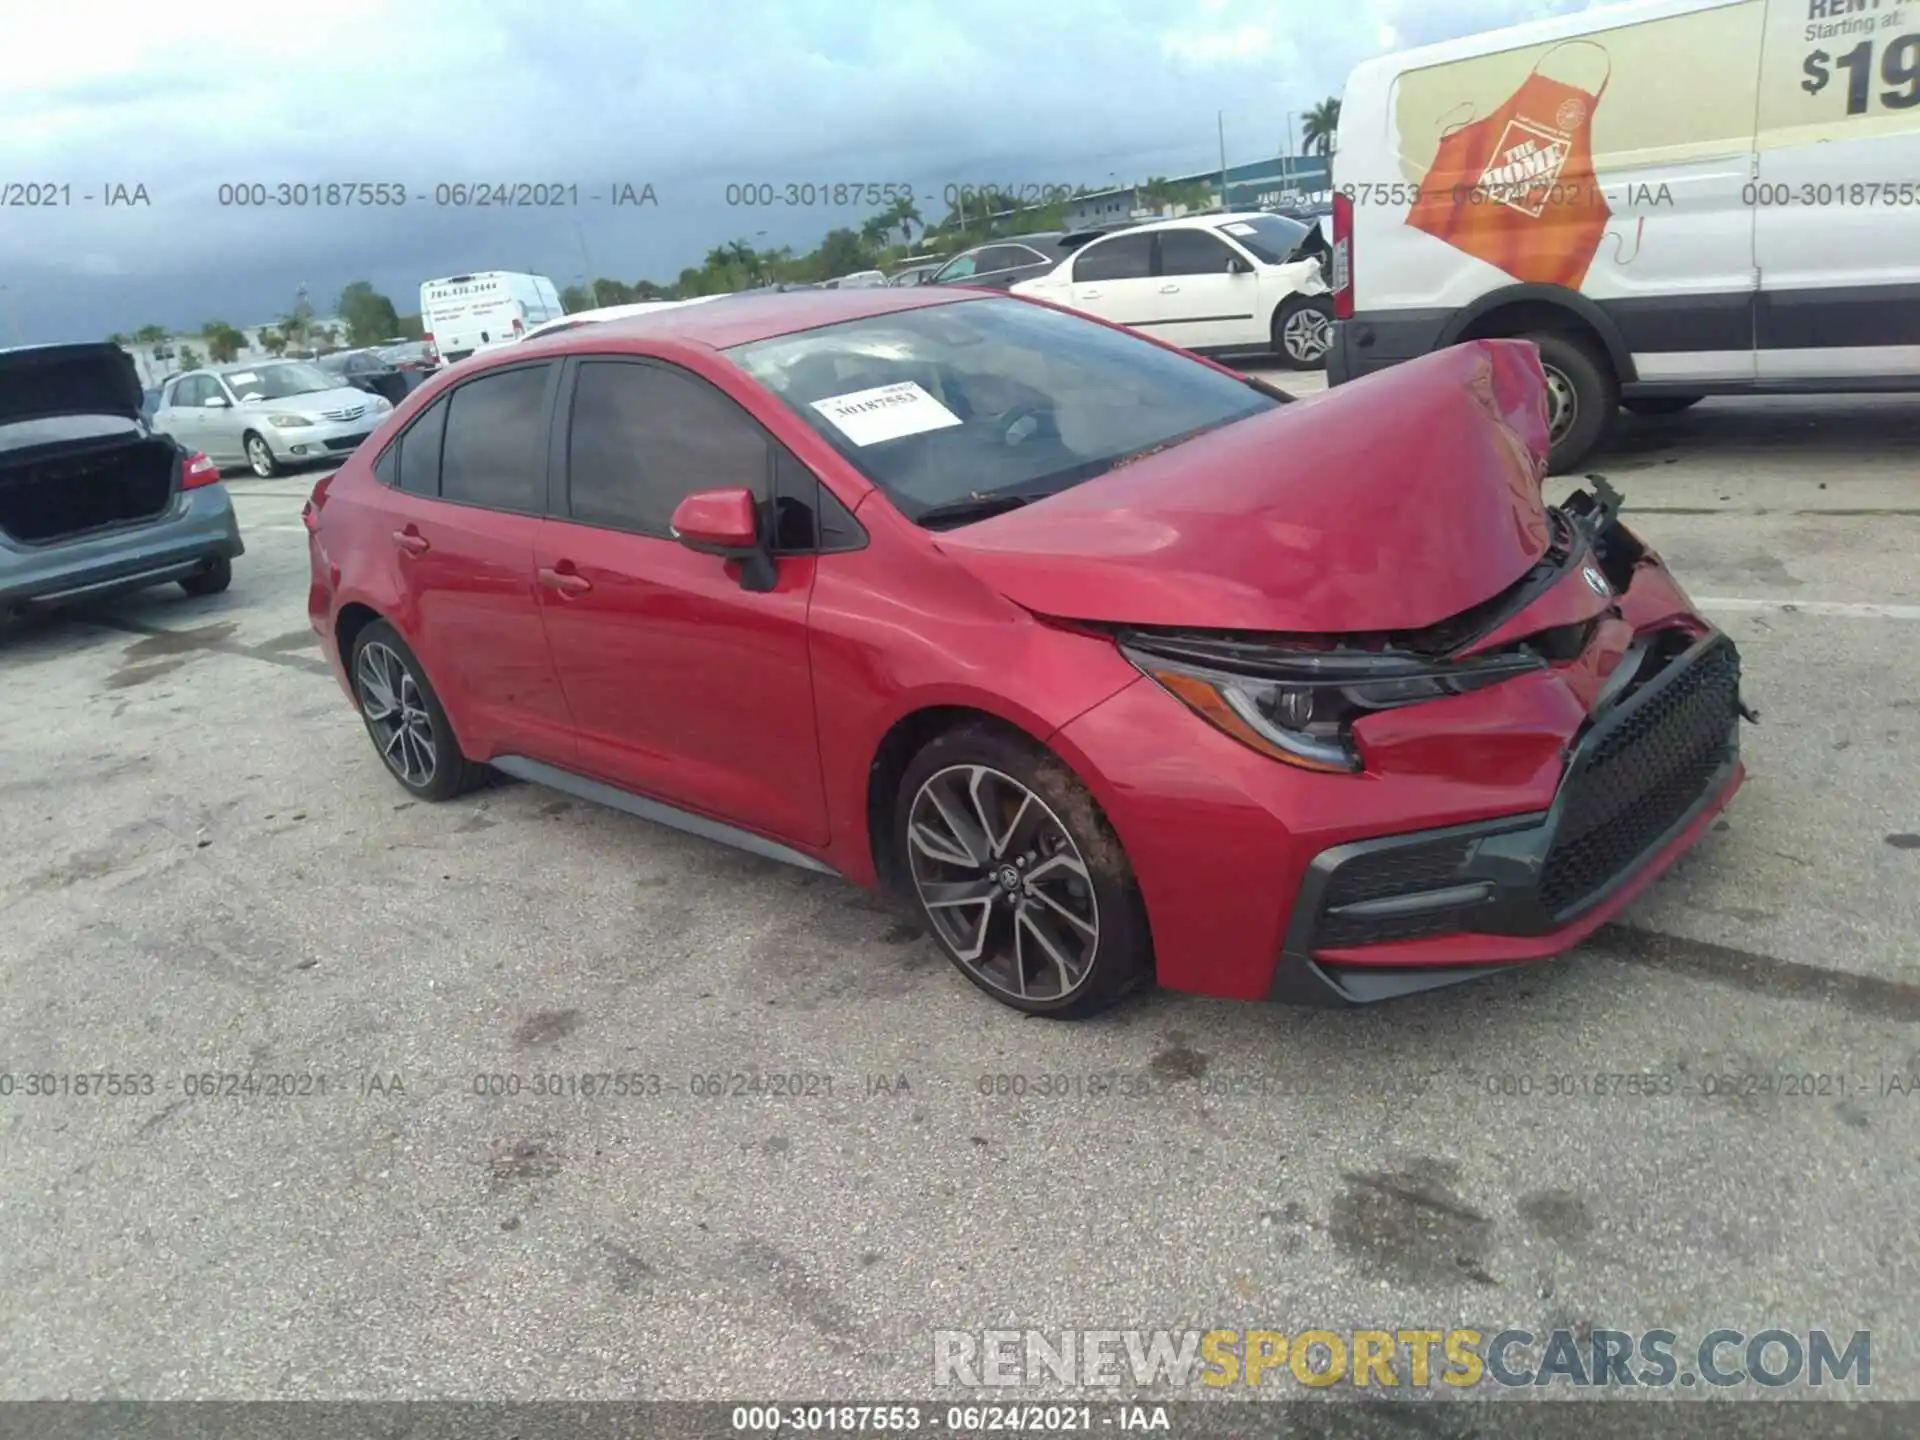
<box><xmin>2</xmin><ymin>0</ymin><xmax>1592</xmax><ymax>344</ymax></box>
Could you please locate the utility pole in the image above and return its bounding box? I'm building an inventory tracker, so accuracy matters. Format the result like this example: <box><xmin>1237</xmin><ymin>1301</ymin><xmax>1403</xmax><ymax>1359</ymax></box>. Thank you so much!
<box><xmin>1217</xmin><ymin>111</ymin><xmax>1229</xmax><ymax>208</ymax></box>
<box><xmin>576</xmin><ymin>224</ymin><xmax>600</xmax><ymax>306</ymax></box>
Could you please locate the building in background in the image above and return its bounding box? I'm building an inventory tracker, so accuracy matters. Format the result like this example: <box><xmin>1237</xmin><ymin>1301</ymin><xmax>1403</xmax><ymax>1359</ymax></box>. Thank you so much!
<box><xmin>1060</xmin><ymin>155</ymin><xmax>1333</xmax><ymax>230</ymax></box>
<box><xmin>115</xmin><ymin>317</ymin><xmax>353</xmax><ymax>384</ymax></box>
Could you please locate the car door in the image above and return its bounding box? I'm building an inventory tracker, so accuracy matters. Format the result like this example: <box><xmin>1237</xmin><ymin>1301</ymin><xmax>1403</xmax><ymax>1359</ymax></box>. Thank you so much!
<box><xmin>201</xmin><ymin>372</ymin><xmax>251</xmax><ymax>460</ymax></box>
<box><xmin>932</xmin><ymin>249</ymin><xmax>985</xmax><ymax>286</ymax></box>
<box><xmin>371</xmin><ymin>362</ymin><xmax>579</xmax><ymax>765</ymax></box>
<box><xmin>1152</xmin><ymin>228</ymin><xmax>1264</xmax><ymax>348</ymax></box>
<box><xmin>1751</xmin><ymin>0</ymin><xmax>1919</xmax><ymax>381</ymax></box>
<box><xmin>972</xmin><ymin>245</ymin><xmax>1034</xmax><ymax>289</ymax></box>
<box><xmin>533</xmin><ymin>355</ymin><xmax>829</xmax><ymax>848</ymax></box>
<box><xmin>155</xmin><ymin>374</ymin><xmax>204</xmax><ymax>449</ymax></box>
<box><xmin>1067</xmin><ymin>232</ymin><xmax>1158</xmax><ymax>328</ymax></box>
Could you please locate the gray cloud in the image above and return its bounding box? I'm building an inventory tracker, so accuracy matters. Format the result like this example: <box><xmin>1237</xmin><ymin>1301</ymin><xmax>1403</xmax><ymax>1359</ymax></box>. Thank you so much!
<box><xmin>1</xmin><ymin>0</ymin><xmax>1596</xmax><ymax>343</ymax></box>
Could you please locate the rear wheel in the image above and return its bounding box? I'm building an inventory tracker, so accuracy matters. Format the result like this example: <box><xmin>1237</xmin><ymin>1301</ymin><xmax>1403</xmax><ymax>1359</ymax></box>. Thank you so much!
<box><xmin>1623</xmin><ymin>394</ymin><xmax>1703</xmax><ymax>416</ymax></box>
<box><xmin>1273</xmin><ymin>295</ymin><xmax>1334</xmax><ymax>370</ymax></box>
<box><xmin>179</xmin><ymin>555</ymin><xmax>231</xmax><ymax>597</ymax></box>
<box><xmin>896</xmin><ymin>724</ymin><xmax>1151</xmax><ymax>1018</ymax></box>
<box><xmin>349</xmin><ymin>620</ymin><xmax>488</xmax><ymax>801</ymax></box>
<box><xmin>244</xmin><ymin>432</ymin><xmax>281</xmax><ymax>478</ymax></box>
<box><xmin>1528</xmin><ymin>331</ymin><xmax>1618</xmax><ymax>475</ymax></box>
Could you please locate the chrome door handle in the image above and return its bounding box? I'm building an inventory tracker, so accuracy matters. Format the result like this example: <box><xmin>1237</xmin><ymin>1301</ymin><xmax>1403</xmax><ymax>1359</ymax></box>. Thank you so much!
<box><xmin>1159</xmin><ymin>284</ymin><xmax>1180</xmax><ymax>294</ymax></box>
<box><xmin>538</xmin><ymin>566</ymin><xmax>592</xmax><ymax>596</ymax></box>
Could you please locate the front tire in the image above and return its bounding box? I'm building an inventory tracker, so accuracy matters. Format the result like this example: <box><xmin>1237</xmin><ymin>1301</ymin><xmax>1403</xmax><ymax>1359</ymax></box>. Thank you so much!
<box><xmin>896</xmin><ymin>724</ymin><xmax>1151</xmax><ymax>1018</ymax></box>
<box><xmin>1529</xmin><ymin>331</ymin><xmax>1618</xmax><ymax>475</ymax></box>
<box><xmin>348</xmin><ymin>620</ymin><xmax>488</xmax><ymax>801</ymax></box>
<box><xmin>244</xmin><ymin>432</ymin><xmax>281</xmax><ymax>478</ymax></box>
<box><xmin>1273</xmin><ymin>295</ymin><xmax>1334</xmax><ymax>370</ymax></box>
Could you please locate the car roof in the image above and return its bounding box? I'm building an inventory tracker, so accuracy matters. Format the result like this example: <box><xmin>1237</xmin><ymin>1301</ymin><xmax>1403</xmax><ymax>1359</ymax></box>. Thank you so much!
<box><xmin>512</xmin><ymin>287</ymin><xmax>988</xmax><ymax>354</ymax></box>
<box><xmin>1108</xmin><ymin>211</ymin><xmax>1284</xmax><ymax>236</ymax></box>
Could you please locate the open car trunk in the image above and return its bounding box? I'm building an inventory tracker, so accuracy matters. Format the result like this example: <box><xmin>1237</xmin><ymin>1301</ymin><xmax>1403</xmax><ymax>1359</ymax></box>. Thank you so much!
<box><xmin>0</xmin><ymin>433</ymin><xmax>180</xmax><ymax>545</ymax></box>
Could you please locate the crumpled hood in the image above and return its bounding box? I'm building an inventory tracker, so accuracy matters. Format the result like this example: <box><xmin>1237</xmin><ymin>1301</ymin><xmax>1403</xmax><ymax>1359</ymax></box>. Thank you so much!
<box><xmin>934</xmin><ymin>339</ymin><xmax>1555</xmax><ymax>635</ymax></box>
<box><xmin>0</xmin><ymin>343</ymin><xmax>146</xmax><ymax>426</ymax></box>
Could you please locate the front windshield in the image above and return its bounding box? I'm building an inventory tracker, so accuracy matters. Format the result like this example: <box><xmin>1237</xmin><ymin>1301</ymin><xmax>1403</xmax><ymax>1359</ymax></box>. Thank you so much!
<box><xmin>726</xmin><ymin>295</ymin><xmax>1279</xmax><ymax>524</ymax></box>
<box><xmin>1218</xmin><ymin>214</ymin><xmax>1310</xmax><ymax>264</ymax></box>
<box><xmin>224</xmin><ymin>362</ymin><xmax>338</xmax><ymax>401</ymax></box>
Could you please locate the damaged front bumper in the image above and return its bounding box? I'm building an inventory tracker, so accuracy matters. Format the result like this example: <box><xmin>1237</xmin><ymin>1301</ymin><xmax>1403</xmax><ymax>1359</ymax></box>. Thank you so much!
<box><xmin>1269</xmin><ymin>629</ymin><xmax>1746</xmax><ymax>1006</ymax></box>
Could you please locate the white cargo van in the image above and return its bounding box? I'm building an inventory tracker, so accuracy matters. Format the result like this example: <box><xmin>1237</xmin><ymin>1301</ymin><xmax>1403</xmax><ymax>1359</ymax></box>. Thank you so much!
<box><xmin>418</xmin><ymin>272</ymin><xmax>564</xmax><ymax>364</ymax></box>
<box><xmin>1325</xmin><ymin>0</ymin><xmax>1920</xmax><ymax>471</ymax></box>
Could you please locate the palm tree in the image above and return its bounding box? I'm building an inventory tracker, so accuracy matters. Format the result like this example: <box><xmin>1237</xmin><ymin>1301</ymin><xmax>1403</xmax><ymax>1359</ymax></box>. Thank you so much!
<box><xmin>202</xmin><ymin>320</ymin><xmax>245</xmax><ymax>364</ymax></box>
<box><xmin>1301</xmin><ymin>96</ymin><xmax>1342</xmax><ymax>157</ymax></box>
<box><xmin>884</xmin><ymin>195</ymin><xmax>922</xmax><ymax>246</ymax></box>
<box><xmin>858</xmin><ymin>212</ymin><xmax>894</xmax><ymax>254</ymax></box>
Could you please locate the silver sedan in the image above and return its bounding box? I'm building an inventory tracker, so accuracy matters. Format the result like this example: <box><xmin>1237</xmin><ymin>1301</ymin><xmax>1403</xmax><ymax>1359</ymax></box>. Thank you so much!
<box><xmin>153</xmin><ymin>361</ymin><xmax>393</xmax><ymax>477</ymax></box>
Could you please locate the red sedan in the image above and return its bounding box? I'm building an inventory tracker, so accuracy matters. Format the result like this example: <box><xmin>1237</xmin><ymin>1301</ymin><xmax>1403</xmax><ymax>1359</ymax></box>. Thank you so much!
<box><xmin>305</xmin><ymin>287</ymin><xmax>1747</xmax><ymax>1016</ymax></box>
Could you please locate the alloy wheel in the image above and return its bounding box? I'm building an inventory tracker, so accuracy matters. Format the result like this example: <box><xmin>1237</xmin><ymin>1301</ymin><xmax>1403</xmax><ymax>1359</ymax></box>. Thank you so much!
<box><xmin>1283</xmin><ymin>306</ymin><xmax>1332</xmax><ymax>362</ymax></box>
<box><xmin>355</xmin><ymin>641</ymin><xmax>438</xmax><ymax>788</ymax></box>
<box><xmin>906</xmin><ymin>764</ymin><xmax>1100</xmax><ymax>1003</ymax></box>
<box><xmin>247</xmin><ymin>436</ymin><xmax>275</xmax><ymax>477</ymax></box>
<box><xmin>1543</xmin><ymin>363</ymin><xmax>1578</xmax><ymax>443</ymax></box>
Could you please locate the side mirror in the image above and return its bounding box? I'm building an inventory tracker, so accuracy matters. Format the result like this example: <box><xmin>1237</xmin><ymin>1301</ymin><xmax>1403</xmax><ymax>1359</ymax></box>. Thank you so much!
<box><xmin>203</xmin><ymin>395</ymin><xmax>231</xmax><ymax>408</ymax></box>
<box><xmin>669</xmin><ymin>487</ymin><xmax>776</xmax><ymax>593</ymax></box>
<box><xmin>1227</xmin><ymin>256</ymin><xmax>1252</xmax><ymax>275</ymax></box>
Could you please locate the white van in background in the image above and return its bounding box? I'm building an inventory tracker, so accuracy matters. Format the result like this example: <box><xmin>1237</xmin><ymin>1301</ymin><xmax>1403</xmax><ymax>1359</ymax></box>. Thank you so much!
<box><xmin>418</xmin><ymin>272</ymin><xmax>564</xmax><ymax>364</ymax></box>
<box><xmin>1325</xmin><ymin>0</ymin><xmax>1920</xmax><ymax>472</ymax></box>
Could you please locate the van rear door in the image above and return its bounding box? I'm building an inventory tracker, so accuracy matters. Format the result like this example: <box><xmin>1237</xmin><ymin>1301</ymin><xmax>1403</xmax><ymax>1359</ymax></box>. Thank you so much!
<box><xmin>1752</xmin><ymin>0</ymin><xmax>1920</xmax><ymax>381</ymax></box>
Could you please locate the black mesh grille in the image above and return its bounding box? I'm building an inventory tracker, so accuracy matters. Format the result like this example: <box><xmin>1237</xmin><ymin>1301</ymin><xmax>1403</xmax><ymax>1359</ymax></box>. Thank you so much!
<box><xmin>1317</xmin><ymin>906</ymin><xmax>1474</xmax><ymax>949</ymax></box>
<box><xmin>1322</xmin><ymin>837</ymin><xmax>1475</xmax><ymax>909</ymax></box>
<box><xmin>1316</xmin><ymin>836</ymin><xmax>1477</xmax><ymax>949</ymax></box>
<box><xmin>1538</xmin><ymin>638</ymin><xmax>1740</xmax><ymax>916</ymax></box>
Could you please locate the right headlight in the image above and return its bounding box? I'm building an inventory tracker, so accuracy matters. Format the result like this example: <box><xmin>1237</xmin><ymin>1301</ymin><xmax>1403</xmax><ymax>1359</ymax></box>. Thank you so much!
<box><xmin>1121</xmin><ymin>640</ymin><xmax>1545</xmax><ymax>774</ymax></box>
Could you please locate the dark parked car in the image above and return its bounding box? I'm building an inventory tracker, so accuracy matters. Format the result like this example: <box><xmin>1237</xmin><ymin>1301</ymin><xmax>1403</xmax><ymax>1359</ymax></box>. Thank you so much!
<box><xmin>886</xmin><ymin>261</ymin><xmax>948</xmax><ymax>287</ymax></box>
<box><xmin>927</xmin><ymin>234</ymin><xmax>1083</xmax><ymax>290</ymax></box>
<box><xmin>317</xmin><ymin>349</ymin><xmax>414</xmax><ymax>406</ymax></box>
<box><xmin>304</xmin><ymin>290</ymin><xmax>1747</xmax><ymax>1017</ymax></box>
<box><xmin>1</xmin><ymin>343</ymin><xmax>243</xmax><ymax>614</ymax></box>
<box><xmin>377</xmin><ymin>341</ymin><xmax>440</xmax><ymax>374</ymax></box>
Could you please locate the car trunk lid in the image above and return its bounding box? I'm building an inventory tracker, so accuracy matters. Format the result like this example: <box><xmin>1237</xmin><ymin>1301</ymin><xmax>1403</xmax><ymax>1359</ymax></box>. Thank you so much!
<box><xmin>932</xmin><ymin>339</ymin><xmax>1554</xmax><ymax>636</ymax></box>
<box><xmin>0</xmin><ymin>342</ymin><xmax>147</xmax><ymax>425</ymax></box>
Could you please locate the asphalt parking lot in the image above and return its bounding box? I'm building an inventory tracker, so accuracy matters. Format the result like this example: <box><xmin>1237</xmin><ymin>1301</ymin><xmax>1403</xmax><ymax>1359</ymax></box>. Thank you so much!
<box><xmin>2</xmin><ymin>369</ymin><xmax>1918</xmax><ymax>1405</ymax></box>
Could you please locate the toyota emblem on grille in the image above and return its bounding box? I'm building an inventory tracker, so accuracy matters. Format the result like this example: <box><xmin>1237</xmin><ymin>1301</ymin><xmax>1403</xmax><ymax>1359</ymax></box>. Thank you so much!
<box><xmin>1582</xmin><ymin>566</ymin><xmax>1610</xmax><ymax>596</ymax></box>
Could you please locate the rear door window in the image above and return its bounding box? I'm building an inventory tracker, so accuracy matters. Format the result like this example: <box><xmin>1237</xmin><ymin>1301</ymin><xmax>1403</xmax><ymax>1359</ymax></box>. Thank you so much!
<box><xmin>397</xmin><ymin>398</ymin><xmax>448</xmax><ymax>495</ymax></box>
<box><xmin>1072</xmin><ymin>233</ymin><xmax>1154</xmax><ymax>282</ymax></box>
<box><xmin>438</xmin><ymin>365</ymin><xmax>553</xmax><ymax>513</ymax></box>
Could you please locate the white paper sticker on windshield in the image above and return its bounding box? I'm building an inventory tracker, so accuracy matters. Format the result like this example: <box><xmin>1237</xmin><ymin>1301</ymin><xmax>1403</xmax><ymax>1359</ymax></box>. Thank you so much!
<box><xmin>811</xmin><ymin>381</ymin><xmax>962</xmax><ymax>447</ymax></box>
<box><xmin>227</xmin><ymin>372</ymin><xmax>259</xmax><ymax>386</ymax></box>
<box><xmin>1222</xmin><ymin>222</ymin><xmax>1258</xmax><ymax>236</ymax></box>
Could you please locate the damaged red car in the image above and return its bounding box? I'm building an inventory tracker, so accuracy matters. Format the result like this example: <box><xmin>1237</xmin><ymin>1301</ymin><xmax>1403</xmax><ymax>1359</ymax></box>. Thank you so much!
<box><xmin>306</xmin><ymin>288</ymin><xmax>1747</xmax><ymax>1016</ymax></box>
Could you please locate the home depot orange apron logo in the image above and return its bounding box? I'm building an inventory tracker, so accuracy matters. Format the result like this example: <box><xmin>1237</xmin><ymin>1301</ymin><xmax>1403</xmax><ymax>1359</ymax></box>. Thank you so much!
<box><xmin>1407</xmin><ymin>42</ymin><xmax>1612</xmax><ymax>290</ymax></box>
